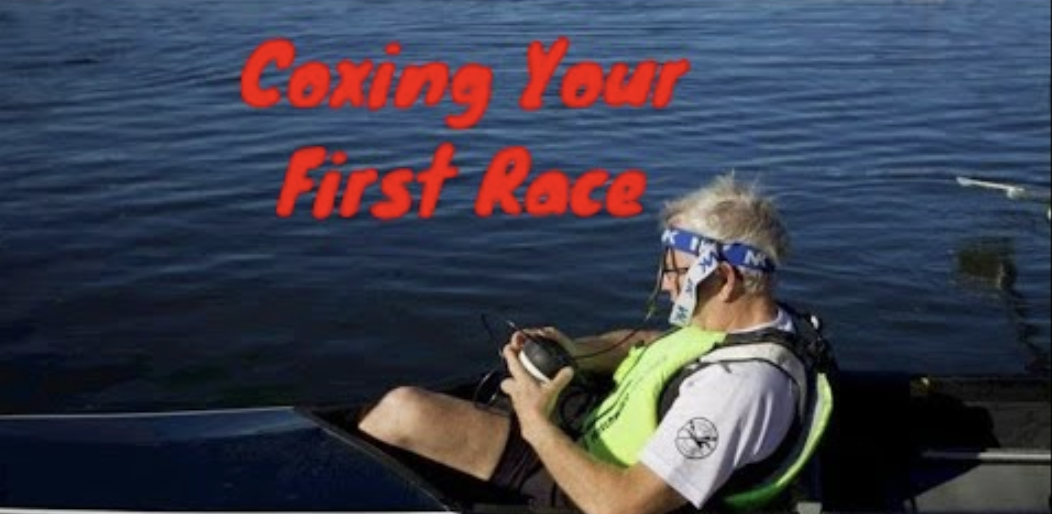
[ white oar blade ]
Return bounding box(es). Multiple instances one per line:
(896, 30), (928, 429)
(955, 176), (1051, 202)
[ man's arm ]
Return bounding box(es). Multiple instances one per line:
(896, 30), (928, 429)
(638, 361), (797, 508)
(500, 345), (688, 514)
(525, 419), (688, 514)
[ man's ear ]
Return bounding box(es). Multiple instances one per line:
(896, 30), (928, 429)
(717, 263), (740, 303)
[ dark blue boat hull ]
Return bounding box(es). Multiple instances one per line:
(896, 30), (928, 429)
(0, 407), (448, 511)
(1, 374), (1049, 513)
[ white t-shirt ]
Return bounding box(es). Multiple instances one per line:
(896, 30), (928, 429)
(638, 310), (798, 509)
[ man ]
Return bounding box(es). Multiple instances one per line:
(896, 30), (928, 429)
(359, 175), (833, 513)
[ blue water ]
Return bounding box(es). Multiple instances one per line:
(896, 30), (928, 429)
(1, 0), (1049, 413)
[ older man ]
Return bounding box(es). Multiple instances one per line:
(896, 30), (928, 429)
(360, 175), (834, 514)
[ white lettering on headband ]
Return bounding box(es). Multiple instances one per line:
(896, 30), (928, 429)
(661, 228), (776, 273)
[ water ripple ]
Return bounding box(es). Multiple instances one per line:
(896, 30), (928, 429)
(0, 0), (1048, 412)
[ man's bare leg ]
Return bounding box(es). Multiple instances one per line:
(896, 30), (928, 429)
(358, 386), (511, 481)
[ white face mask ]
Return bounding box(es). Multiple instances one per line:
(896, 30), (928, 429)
(668, 242), (722, 327)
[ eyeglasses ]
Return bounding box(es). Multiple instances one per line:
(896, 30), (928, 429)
(659, 247), (691, 277)
(648, 248), (689, 305)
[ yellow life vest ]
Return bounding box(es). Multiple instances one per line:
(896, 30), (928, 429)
(578, 318), (835, 511)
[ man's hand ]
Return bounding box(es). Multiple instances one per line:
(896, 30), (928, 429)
(497, 344), (689, 514)
(500, 344), (575, 439)
(509, 326), (574, 352)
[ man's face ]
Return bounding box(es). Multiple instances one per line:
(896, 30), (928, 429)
(660, 247), (697, 300)
(660, 247), (732, 327)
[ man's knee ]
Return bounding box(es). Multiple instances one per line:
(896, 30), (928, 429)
(358, 386), (431, 445)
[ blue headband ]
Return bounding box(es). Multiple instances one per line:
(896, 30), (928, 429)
(661, 227), (777, 273)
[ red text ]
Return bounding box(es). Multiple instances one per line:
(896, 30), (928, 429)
(242, 39), (493, 129)
(476, 146), (646, 218)
(277, 143), (459, 219)
(520, 36), (691, 110)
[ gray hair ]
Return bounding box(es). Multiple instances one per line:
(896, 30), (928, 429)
(660, 174), (789, 294)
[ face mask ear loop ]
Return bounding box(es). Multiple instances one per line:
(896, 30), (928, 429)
(668, 244), (721, 327)
(646, 248), (671, 319)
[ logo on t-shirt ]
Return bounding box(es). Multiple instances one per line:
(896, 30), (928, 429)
(675, 417), (719, 459)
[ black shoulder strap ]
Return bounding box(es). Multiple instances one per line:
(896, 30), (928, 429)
(658, 360), (705, 420)
(657, 329), (806, 420)
(777, 302), (837, 374)
(657, 304), (837, 421)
